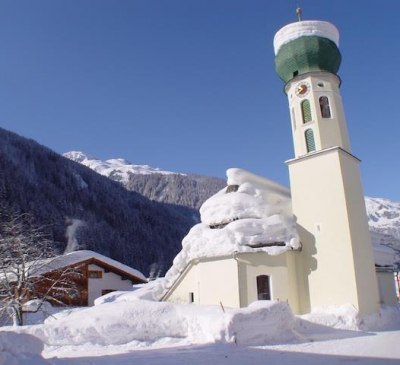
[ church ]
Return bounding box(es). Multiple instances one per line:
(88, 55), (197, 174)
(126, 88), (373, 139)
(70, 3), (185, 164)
(155, 15), (397, 316)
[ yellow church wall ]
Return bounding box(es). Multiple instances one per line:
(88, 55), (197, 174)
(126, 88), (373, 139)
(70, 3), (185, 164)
(163, 256), (241, 307)
(197, 258), (241, 307)
(164, 252), (300, 312)
(287, 147), (379, 315)
(236, 251), (300, 313)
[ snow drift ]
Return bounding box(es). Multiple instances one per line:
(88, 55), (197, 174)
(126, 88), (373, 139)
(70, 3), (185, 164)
(14, 298), (298, 350)
(0, 331), (50, 365)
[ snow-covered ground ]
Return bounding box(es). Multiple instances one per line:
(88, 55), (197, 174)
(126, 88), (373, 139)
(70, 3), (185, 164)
(1, 288), (399, 365)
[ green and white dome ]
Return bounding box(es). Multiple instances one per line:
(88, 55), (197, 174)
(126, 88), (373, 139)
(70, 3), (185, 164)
(274, 21), (341, 83)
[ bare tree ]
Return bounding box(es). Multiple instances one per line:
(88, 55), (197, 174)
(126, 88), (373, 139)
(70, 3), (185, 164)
(0, 213), (81, 326)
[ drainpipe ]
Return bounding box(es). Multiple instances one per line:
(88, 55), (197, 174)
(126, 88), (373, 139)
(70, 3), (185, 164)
(233, 251), (242, 307)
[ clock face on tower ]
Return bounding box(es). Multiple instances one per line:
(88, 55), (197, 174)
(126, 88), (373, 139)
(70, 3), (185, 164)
(295, 82), (310, 97)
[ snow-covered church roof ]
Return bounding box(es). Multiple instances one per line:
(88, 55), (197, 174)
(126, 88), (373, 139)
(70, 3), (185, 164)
(154, 168), (301, 299)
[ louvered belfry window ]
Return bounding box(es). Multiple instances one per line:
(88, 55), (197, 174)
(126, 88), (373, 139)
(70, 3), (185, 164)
(319, 96), (331, 118)
(305, 129), (316, 152)
(301, 99), (312, 123)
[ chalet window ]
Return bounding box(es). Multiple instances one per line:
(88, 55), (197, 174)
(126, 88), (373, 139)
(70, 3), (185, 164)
(101, 289), (115, 296)
(88, 270), (103, 279)
(301, 100), (312, 123)
(257, 275), (271, 300)
(305, 129), (316, 153)
(319, 96), (331, 118)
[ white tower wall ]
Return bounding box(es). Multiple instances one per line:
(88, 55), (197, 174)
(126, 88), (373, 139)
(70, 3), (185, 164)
(287, 72), (351, 157)
(276, 20), (380, 316)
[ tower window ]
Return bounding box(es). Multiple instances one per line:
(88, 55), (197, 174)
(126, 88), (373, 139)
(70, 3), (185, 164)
(301, 100), (312, 123)
(256, 275), (271, 300)
(319, 96), (331, 118)
(305, 129), (316, 152)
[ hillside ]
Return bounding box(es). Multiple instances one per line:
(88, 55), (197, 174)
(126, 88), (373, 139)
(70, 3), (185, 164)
(0, 128), (197, 276)
(64, 151), (226, 211)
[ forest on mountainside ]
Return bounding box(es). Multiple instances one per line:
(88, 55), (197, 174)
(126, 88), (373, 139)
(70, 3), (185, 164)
(0, 127), (197, 276)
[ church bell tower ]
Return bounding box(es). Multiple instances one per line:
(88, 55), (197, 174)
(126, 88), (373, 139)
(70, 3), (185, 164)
(274, 13), (379, 315)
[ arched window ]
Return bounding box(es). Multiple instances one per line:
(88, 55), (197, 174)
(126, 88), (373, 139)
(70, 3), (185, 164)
(319, 96), (331, 118)
(305, 129), (316, 152)
(256, 275), (271, 300)
(301, 100), (312, 123)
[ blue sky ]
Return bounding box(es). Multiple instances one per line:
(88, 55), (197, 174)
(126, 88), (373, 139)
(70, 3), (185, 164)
(0, 0), (399, 201)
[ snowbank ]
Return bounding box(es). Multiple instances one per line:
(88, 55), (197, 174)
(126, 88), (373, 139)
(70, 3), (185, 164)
(154, 168), (300, 299)
(94, 280), (162, 305)
(40, 300), (188, 346)
(299, 304), (361, 331)
(2, 294), (398, 360)
(18, 297), (298, 351)
(298, 304), (400, 331)
(0, 331), (50, 365)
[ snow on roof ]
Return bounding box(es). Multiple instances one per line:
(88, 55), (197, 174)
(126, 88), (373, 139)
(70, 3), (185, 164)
(274, 20), (340, 55)
(372, 244), (396, 268)
(28, 250), (146, 281)
(154, 168), (300, 299)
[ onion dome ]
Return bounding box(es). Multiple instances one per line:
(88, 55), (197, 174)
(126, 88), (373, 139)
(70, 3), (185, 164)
(274, 21), (341, 83)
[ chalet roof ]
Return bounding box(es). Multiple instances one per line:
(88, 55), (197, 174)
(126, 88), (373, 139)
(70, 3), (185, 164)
(27, 250), (146, 282)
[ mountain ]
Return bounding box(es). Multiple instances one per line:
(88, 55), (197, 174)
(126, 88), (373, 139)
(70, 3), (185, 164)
(65, 152), (400, 267)
(365, 197), (400, 262)
(63, 151), (178, 184)
(0, 128), (197, 277)
(64, 151), (226, 211)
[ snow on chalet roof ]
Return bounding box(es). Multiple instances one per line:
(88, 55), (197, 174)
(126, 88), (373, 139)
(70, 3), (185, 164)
(372, 244), (396, 268)
(154, 168), (300, 299)
(28, 250), (146, 281)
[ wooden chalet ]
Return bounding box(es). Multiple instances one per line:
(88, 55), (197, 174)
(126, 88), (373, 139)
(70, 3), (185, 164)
(30, 250), (147, 306)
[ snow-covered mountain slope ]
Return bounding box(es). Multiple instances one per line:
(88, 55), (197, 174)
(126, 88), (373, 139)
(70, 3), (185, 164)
(365, 197), (400, 260)
(64, 151), (225, 210)
(63, 151), (178, 184)
(0, 130), (197, 277)
(366, 197), (400, 240)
